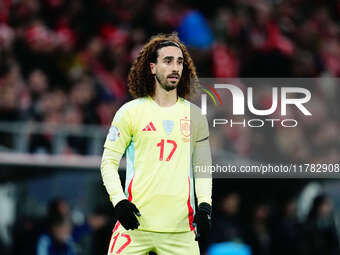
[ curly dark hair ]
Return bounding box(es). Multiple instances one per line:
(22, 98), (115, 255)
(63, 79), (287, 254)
(128, 33), (198, 99)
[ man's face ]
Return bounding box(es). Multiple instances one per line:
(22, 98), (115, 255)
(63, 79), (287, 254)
(150, 46), (184, 91)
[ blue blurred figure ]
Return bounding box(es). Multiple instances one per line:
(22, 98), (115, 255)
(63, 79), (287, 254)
(36, 215), (77, 255)
(177, 11), (214, 49)
(208, 242), (251, 255)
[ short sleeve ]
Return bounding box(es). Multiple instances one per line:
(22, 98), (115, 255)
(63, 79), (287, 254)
(104, 105), (133, 153)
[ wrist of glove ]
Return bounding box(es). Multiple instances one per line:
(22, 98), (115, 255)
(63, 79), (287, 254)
(115, 199), (141, 230)
(193, 202), (212, 241)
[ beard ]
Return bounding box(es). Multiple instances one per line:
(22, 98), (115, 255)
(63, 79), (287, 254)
(155, 72), (179, 92)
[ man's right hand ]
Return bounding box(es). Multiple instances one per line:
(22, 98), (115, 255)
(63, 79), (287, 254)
(115, 199), (141, 230)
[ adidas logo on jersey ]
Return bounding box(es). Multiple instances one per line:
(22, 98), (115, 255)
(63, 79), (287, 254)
(142, 122), (156, 131)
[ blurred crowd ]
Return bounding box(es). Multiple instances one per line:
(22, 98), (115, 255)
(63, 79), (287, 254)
(0, 0), (340, 254)
(206, 191), (339, 255)
(0, 0), (339, 158)
(10, 198), (115, 255)
(0, 0), (340, 158)
(4, 192), (339, 255)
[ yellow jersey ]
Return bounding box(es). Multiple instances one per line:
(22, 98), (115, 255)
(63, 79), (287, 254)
(102, 96), (211, 232)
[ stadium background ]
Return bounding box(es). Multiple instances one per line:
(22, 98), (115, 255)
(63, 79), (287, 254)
(0, 0), (340, 254)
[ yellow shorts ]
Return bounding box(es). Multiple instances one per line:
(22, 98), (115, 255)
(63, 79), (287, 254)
(107, 222), (200, 255)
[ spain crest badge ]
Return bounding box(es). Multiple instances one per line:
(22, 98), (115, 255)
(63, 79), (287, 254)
(180, 117), (191, 137)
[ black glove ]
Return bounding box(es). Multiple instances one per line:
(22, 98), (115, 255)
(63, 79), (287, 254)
(115, 199), (141, 230)
(193, 202), (212, 241)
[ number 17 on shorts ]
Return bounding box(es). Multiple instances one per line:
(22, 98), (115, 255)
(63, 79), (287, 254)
(108, 223), (132, 255)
